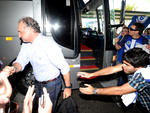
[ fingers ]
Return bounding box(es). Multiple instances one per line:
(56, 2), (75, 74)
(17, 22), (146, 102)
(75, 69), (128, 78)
(77, 72), (94, 79)
(77, 72), (86, 76)
(43, 87), (52, 106)
(2, 66), (15, 76)
(39, 87), (52, 106)
(38, 87), (53, 113)
(63, 88), (71, 99)
(43, 87), (48, 96)
(0, 95), (10, 105)
(24, 85), (35, 103)
(77, 72), (88, 77)
(79, 84), (94, 95)
(84, 84), (90, 87)
(38, 96), (43, 111)
(80, 84), (91, 89)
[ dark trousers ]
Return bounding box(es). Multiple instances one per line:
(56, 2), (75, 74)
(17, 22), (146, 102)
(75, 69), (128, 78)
(33, 75), (62, 113)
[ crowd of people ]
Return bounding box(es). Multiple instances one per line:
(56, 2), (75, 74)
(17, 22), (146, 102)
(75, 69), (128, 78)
(0, 16), (150, 113)
(77, 22), (150, 112)
(113, 23), (150, 86)
(78, 48), (150, 112)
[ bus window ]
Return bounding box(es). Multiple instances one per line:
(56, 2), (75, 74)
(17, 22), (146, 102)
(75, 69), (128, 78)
(42, 0), (80, 58)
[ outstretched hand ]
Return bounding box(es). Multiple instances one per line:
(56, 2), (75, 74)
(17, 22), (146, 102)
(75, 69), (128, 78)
(38, 87), (52, 113)
(79, 84), (94, 95)
(2, 66), (16, 77)
(77, 72), (96, 79)
(0, 72), (12, 106)
(23, 85), (35, 113)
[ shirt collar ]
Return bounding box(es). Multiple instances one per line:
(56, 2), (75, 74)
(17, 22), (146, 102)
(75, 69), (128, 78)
(32, 33), (41, 44)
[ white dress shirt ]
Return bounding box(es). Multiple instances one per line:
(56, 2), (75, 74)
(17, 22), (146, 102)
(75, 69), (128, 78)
(14, 34), (70, 82)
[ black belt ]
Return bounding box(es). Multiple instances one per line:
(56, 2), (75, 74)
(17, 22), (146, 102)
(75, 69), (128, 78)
(36, 76), (59, 84)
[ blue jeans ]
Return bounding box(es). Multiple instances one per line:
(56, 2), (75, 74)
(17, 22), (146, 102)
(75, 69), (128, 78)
(33, 75), (62, 113)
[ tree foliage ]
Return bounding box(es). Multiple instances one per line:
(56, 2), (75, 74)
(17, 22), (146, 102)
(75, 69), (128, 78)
(125, 4), (137, 11)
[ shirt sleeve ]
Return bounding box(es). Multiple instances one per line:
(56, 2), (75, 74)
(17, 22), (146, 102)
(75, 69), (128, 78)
(42, 38), (70, 75)
(128, 73), (148, 92)
(13, 44), (30, 71)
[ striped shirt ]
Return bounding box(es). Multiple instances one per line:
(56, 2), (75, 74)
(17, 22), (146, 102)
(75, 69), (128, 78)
(128, 66), (150, 111)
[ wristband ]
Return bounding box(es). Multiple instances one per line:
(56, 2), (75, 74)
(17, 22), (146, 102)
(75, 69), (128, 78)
(93, 88), (98, 94)
(65, 84), (72, 88)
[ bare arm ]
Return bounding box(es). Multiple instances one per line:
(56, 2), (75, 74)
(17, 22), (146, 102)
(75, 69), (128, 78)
(0, 73), (12, 105)
(96, 83), (136, 95)
(62, 72), (72, 99)
(77, 64), (123, 78)
(63, 72), (71, 87)
(80, 83), (136, 96)
(92, 64), (123, 76)
(2, 62), (22, 77)
(115, 43), (122, 50)
(22, 85), (35, 113)
(114, 38), (122, 50)
(38, 87), (53, 113)
(12, 62), (22, 73)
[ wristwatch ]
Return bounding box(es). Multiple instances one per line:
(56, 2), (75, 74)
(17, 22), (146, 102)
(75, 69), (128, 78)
(93, 88), (98, 94)
(65, 84), (72, 88)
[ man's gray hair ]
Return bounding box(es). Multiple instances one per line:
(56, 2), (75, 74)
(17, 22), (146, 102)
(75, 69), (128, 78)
(18, 17), (41, 33)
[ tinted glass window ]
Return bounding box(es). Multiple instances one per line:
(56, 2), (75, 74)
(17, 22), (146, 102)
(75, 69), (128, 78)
(42, 0), (75, 49)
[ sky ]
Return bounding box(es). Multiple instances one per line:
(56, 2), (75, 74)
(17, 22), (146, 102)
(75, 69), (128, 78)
(115, 0), (150, 12)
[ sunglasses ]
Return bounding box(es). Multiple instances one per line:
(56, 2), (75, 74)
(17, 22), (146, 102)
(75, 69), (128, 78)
(129, 28), (138, 31)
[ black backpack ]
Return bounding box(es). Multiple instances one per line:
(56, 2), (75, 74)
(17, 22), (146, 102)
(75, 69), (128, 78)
(57, 96), (80, 113)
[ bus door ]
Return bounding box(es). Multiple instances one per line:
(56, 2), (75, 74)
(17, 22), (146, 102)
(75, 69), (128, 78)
(80, 0), (126, 87)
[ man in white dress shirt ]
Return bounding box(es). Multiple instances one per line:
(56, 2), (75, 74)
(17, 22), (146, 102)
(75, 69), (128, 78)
(3, 17), (72, 113)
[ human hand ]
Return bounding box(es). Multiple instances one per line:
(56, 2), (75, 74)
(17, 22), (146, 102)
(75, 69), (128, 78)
(38, 87), (52, 113)
(23, 85), (35, 113)
(2, 66), (16, 77)
(79, 84), (94, 95)
(146, 44), (150, 49)
(63, 88), (71, 99)
(0, 75), (12, 106)
(77, 72), (96, 79)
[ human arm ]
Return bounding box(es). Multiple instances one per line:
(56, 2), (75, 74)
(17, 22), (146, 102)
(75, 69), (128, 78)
(114, 37), (122, 50)
(79, 83), (136, 96)
(62, 72), (72, 99)
(117, 35), (128, 48)
(38, 87), (52, 113)
(2, 62), (22, 77)
(3, 43), (30, 77)
(77, 64), (123, 79)
(115, 43), (122, 50)
(0, 72), (12, 106)
(22, 85), (35, 113)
